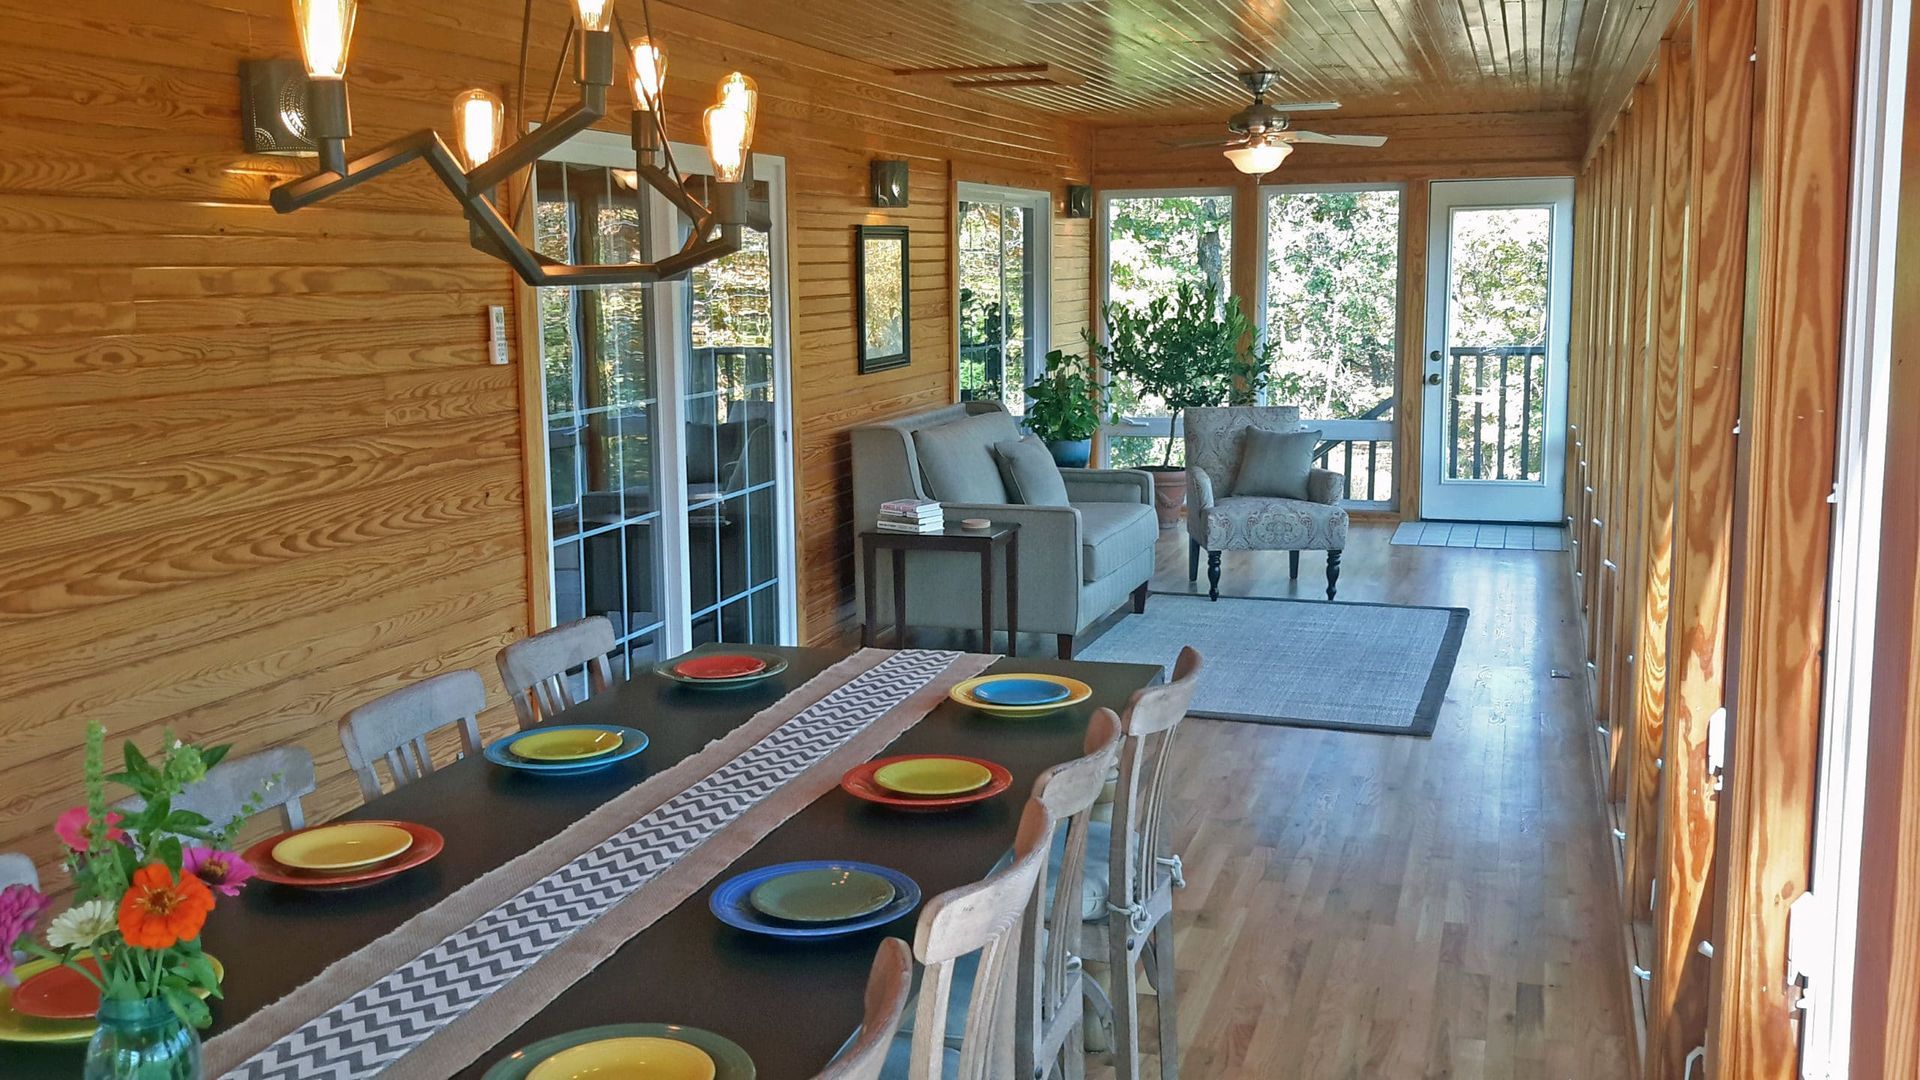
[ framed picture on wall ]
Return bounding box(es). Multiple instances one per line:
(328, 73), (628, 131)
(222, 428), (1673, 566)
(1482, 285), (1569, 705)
(856, 225), (911, 373)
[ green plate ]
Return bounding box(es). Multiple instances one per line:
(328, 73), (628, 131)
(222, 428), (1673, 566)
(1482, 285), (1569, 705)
(747, 867), (896, 924)
(485, 1023), (755, 1080)
(872, 757), (993, 797)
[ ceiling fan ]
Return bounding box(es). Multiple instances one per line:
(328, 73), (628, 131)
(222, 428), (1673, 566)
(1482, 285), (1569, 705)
(1167, 72), (1388, 177)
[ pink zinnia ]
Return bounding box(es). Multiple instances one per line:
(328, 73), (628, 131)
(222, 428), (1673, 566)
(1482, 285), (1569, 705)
(0, 883), (48, 985)
(53, 807), (126, 852)
(182, 846), (254, 897)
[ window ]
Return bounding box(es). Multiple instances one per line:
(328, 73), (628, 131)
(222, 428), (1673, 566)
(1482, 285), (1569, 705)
(1261, 186), (1403, 504)
(1098, 190), (1234, 468)
(956, 184), (1050, 410)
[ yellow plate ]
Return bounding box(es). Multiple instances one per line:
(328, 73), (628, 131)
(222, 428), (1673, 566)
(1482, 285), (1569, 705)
(950, 673), (1094, 715)
(527, 1036), (717, 1080)
(272, 822), (415, 871)
(511, 728), (625, 762)
(0, 956), (226, 1044)
(873, 757), (994, 796)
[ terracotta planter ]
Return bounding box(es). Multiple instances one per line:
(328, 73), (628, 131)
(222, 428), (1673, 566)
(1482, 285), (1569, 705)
(1147, 467), (1186, 529)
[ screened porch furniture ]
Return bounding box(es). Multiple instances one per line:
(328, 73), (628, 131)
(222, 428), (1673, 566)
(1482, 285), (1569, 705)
(813, 938), (913, 1080)
(339, 669), (486, 802)
(113, 745), (318, 834)
(852, 403), (1158, 659)
(860, 523), (1019, 655)
(1183, 406), (1349, 601)
(496, 614), (617, 730)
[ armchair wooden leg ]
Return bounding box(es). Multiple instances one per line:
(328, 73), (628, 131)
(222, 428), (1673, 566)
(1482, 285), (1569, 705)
(1205, 551), (1222, 602)
(1288, 550), (1300, 580)
(1326, 549), (1342, 600)
(1187, 536), (1200, 582)
(1057, 634), (1076, 660)
(1131, 581), (1149, 614)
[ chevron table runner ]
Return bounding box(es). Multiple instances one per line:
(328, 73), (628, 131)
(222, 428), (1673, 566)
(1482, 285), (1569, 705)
(204, 647), (996, 1080)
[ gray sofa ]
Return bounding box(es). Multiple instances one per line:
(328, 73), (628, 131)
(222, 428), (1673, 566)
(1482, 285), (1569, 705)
(851, 402), (1158, 658)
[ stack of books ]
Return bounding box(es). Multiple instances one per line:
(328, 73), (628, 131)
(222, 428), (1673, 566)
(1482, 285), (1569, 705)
(877, 499), (944, 534)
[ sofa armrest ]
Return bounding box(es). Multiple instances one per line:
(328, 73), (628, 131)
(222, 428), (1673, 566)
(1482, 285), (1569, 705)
(1307, 467), (1346, 505)
(1060, 468), (1152, 505)
(938, 503), (1084, 625)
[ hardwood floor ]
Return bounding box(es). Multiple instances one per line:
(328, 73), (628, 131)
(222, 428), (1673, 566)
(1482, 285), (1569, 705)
(1087, 520), (1635, 1079)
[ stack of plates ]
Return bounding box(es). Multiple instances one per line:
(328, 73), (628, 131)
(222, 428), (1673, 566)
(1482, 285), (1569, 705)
(656, 648), (789, 690)
(244, 820), (445, 890)
(839, 754), (1011, 811)
(485, 1023), (754, 1080)
(949, 673), (1092, 716)
(710, 860), (920, 940)
(484, 724), (649, 775)
(0, 956), (226, 1044)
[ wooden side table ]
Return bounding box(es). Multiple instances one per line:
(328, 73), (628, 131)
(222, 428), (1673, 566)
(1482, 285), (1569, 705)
(860, 523), (1020, 656)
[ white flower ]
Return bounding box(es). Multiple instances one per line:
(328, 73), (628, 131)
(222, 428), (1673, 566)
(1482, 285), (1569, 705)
(46, 899), (116, 951)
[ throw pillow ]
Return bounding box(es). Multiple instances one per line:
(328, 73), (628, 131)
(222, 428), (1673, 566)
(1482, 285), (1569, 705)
(992, 438), (1072, 506)
(1231, 428), (1322, 500)
(912, 410), (1020, 503)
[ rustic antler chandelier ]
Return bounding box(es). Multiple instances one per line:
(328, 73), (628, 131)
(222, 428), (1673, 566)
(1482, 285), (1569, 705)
(264, 0), (760, 286)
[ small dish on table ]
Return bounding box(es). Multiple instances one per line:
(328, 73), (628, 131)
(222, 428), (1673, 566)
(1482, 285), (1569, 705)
(8, 954), (226, 1022)
(484, 725), (649, 775)
(710, 860), (920, 939)
(485, 1023), (754, 1080)
(243, 820), (445, 891)
(655, 647), (789, 690)
(949, 672), (1093, 716)
(840, 755), (1012, 811)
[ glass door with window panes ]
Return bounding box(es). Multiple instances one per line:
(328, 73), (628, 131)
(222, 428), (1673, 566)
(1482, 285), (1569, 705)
(531, 141), (796, 662)
(955, 185), (1049, 412)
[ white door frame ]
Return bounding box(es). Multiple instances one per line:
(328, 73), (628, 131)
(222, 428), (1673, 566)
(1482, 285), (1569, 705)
(955, 181), (1053, 396)
(1418, 177), (1574, 523)
(533, 130), (799, 649)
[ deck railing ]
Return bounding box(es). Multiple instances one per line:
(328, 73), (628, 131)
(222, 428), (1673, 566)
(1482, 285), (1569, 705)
(1311, 397), (1397, 503)
(1446, 344), (1548, 481)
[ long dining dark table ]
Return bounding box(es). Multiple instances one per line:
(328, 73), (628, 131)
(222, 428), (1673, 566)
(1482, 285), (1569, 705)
(0, 646), (1161, 1079)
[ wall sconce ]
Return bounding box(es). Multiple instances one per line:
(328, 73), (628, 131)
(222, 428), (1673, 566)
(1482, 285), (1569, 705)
(1066, 184), (1092, 219)
(871, 160), (909, 207)
(239, 59), (317, 157)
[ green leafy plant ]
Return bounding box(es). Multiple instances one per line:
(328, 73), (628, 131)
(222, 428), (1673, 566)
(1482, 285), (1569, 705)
(1089, 282), (1274, 467)
(1022, 349), (1105, 444)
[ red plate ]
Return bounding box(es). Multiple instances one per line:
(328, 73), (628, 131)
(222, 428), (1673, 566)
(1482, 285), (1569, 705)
(243, 820), (444, 891)
(673, 653), (768, 680)
(11, 956), (104, 1020)
(840, 755), (1013, 812)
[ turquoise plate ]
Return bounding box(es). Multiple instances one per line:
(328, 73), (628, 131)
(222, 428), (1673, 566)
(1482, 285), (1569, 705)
(484, 1023), (755, 1079)
(968, 677), (1073, 706)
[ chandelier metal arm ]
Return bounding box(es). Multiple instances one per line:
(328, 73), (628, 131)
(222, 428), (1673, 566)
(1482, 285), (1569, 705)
(269, 129), (470, 213)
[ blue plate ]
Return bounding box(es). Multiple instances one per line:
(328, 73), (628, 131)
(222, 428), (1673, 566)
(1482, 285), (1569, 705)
(483, 725), (649, 774)
(710, 861), (921, 940)
(968, 677), (1072, 707)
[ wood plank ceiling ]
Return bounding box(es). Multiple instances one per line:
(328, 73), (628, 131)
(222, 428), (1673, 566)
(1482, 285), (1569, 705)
(663, 0), (1673, 122)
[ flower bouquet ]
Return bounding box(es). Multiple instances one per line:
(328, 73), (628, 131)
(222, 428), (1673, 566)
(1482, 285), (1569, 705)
(1, 722), (264, 1077)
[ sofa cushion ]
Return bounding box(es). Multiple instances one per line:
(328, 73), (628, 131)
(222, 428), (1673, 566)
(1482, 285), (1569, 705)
(1232, 427), (1321, 499)
(911, 410), (1019, 504)
(992, 437), (1071, 506)
(1077, 500), (1157, 583)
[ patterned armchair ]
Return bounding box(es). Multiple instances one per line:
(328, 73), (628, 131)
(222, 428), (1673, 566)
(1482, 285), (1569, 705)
(1184, 406), (1349, 600)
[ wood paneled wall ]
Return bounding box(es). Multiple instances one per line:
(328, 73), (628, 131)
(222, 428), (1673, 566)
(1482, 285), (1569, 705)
(1567, 0), (1857, 1075)
(0, 0), (1090, 882)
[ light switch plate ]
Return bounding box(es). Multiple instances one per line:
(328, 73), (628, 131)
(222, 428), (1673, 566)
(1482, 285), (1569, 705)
(488, 305), (510, 365)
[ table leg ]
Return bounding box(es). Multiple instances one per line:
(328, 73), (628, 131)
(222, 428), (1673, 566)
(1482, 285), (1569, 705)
(1006, 532), (1019, 657)
(861, 536), (876, 648)
(892, 548), (908, 648)
(980, 544), (994, 654)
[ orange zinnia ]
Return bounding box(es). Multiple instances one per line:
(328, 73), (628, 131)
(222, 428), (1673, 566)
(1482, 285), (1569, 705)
(117, 863), (215, 949)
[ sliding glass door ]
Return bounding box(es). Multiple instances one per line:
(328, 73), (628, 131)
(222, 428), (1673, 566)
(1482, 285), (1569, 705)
(531, 138), (796, 660)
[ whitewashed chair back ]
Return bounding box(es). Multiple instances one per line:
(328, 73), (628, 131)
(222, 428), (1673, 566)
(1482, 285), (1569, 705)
(903, 798), (1056, 1080)
(115, 745), (318, 834)
(496, 616), (617, 730)
(1111, 647), (1202, 930)
(814, 937), (913, 1080)
(0, 852), (38, 891)
(1020, 708), (1122, 1080)
(339, 670), (485, 802)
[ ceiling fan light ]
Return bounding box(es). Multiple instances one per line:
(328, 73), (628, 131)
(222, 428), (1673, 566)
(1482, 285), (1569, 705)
(1224, 138), (1292, 176)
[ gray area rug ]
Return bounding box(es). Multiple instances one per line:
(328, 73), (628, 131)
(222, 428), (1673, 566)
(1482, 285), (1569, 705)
(1076, 593), (1470, 736)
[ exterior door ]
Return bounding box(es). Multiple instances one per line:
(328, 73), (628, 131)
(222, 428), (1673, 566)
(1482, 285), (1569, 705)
(1418, 178), (1574, 522)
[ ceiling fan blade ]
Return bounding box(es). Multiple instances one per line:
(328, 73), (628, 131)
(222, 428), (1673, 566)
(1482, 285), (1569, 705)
(1268, 100), (1342, 113)
(1286, 131), (1389, 147)
(1163, 134), (1245, 149)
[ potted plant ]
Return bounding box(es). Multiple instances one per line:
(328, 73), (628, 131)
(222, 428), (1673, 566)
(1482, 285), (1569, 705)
(1022, 348), (1105, 467)
(0, 724), (258, 1079)
(1090, 281), (1272, 526)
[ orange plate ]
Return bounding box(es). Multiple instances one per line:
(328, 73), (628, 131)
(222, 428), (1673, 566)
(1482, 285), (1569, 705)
(839, 755), (1013, 812)
(672, 654), (769, 680)
(243, 820), (444, 891)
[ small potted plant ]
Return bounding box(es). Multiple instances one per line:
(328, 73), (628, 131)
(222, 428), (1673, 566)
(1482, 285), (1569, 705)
(1022, 348), (1105, 467)
(1090, 281), (1272, 526)
(0, 724), (259, 1079)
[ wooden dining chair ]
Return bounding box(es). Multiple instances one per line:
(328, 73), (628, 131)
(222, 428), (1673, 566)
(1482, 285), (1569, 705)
(813, 937), (913, 1080)
(339, 669), (486, 802)
(0, 852), (37, 891)
(496, 615), (618, 730)
(1080, 645), (1203, 1080)
(115, 744), (319, 835)
(891, 797), (1059, 1080)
